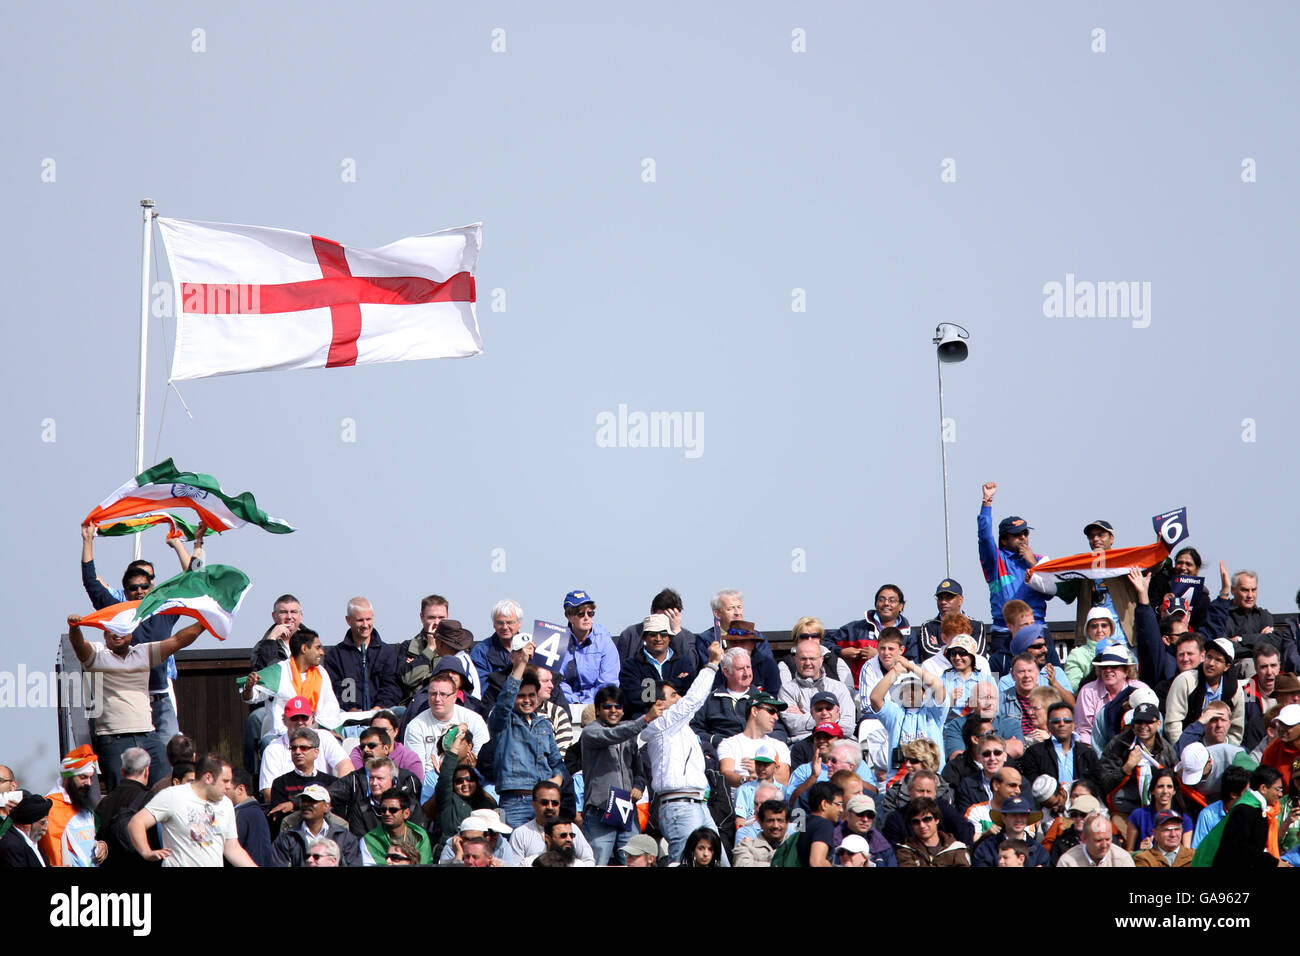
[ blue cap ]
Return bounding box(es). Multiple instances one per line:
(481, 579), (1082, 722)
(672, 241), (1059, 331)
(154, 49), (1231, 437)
(563, 590), (594, 609)
(998, 516), (1032, 536)
(1011, 623), (1050, 656)
(934, 579), (963, 597)
(991, 794), (1043, 826)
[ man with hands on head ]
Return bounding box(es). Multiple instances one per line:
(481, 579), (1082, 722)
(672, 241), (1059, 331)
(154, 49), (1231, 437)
(867, 655), (948, 776)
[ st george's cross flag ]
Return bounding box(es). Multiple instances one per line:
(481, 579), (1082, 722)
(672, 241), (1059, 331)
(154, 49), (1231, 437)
(74, 565), (252, 641)
(157, 218), (482, 380)
(1027, 508), (1190, 592)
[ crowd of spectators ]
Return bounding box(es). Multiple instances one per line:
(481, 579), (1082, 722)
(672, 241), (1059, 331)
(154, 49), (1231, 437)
(5, 487), (1300, 870)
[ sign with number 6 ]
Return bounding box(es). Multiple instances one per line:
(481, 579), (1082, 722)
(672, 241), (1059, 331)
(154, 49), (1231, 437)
(1151, 507), (1189, 548)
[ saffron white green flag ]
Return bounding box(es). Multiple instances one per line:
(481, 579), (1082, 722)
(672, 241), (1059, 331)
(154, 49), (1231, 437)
(74, 565), (252, 641)
(96, 513), (200, 541)
(237, 660), (342, 735)
(84, 459), (293, 534)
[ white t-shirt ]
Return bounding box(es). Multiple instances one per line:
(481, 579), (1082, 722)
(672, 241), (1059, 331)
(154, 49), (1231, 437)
(717, 733), (792, 800)
(145, 784), (237, 868)
(403, 704), (490, 776)
(259, 731), (350, 792)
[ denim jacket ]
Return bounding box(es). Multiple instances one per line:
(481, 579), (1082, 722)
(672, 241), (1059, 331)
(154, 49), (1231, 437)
(488, 674), (565, 791)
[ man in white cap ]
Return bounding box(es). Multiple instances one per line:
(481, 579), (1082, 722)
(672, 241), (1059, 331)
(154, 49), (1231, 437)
(1175, 730), (1242, 811)
(442, 807), (516, 865)
(1164, 637), (1245, 745)
(620, 833), (661, 867)
(835, 833), (871, 867)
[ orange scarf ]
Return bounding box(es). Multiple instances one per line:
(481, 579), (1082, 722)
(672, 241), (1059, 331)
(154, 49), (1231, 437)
(290, 655), (322, 710)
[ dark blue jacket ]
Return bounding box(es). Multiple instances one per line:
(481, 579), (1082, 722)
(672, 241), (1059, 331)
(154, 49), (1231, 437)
(323, 629), (402, 711)
(971, 829), (1051, 867)
(1133, 603), (1178, 688)
(826, 614), (916, 662)
(81, 559), (175, 693)
(234, 797), (274, 867)
(618, 649), (695, 718)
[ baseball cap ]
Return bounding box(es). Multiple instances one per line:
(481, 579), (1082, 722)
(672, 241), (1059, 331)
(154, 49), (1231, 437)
(1152, 810), (1183, 829)
(935, 579), (963, 597)
(510, 633), (533, 652)
(642, 613), (670, 634)
(622, 834), (660, 860)
(753, 743), (779, 765)
(1127, 687), (1160, 711)
(1068, 794), (1101, 815)
(563, 590), (594, 609)
(835, 834), (871, 856)
(812, 722), (844, 739)
(1176, 743), (1210, 785)
(1082, 519), (1114, 536)
(809, 691), (838, 709)
(1131, 703), (1161, 724)
(1274, 704), (1300, 727)
(1163, 595), (1191, 619)
(299, 784), (331, 803)
(1206, 637), (1236, 663)
(846, 794), (875, 815)
(998, 516), (1032, 536)
(284, 696), (314, 719)
(750, 691), (788, 714)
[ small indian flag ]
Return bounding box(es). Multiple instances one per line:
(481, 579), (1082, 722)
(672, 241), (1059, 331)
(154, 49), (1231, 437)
(96, 513), (200, 541)
(84, 459), (293, 534)
(75, 565), (252, 641)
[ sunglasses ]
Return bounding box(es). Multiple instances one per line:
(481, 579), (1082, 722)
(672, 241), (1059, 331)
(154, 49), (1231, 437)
(569, 608), (596, 618)
(289, 744), (317, 752)
(535, 798), (560, 807)
(981, 749), (1004, 758)
(125, 583), (151, 593)
(378, 806), (405, 815)
(1049, 717), (1074, 725)
(910, 815), (938, 825)
(307, 852), (332, 861)
(1028, 643), (1047, 651)
(599, 702), (623, 710)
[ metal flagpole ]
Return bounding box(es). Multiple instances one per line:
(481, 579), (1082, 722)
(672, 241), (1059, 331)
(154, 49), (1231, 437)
(134, 199), (156, 561)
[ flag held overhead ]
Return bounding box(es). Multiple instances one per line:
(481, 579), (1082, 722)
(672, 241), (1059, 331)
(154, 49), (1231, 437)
(84, 459), (293, 534)
(74, 564), (252, 642)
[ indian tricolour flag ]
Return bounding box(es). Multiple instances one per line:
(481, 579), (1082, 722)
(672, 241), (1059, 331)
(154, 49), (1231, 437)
(75, 565), (252, 641)
(1028, 507), (1189, 591)
(96, 513), (200, 541)
(84, 459), (293, 534)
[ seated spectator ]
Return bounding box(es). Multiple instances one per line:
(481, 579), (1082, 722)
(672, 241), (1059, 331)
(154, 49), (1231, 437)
(735, 781), (784, 844)
(692, 646), (768, 759)
(833, 793), (895, 867)
(1223, 568), (1273, 644)
(1124, 768), (1193, 852)
(1049, 788), (1103, 865)
(615, 588), (698, 672)
(404, 672), (490, 778)
(270, 784), (360, 866)
(940, 714), (994, 788)
(1075, 645), (1149, 746)
(954, 734), (1011, 815)
(1002, 623), (1075, 705)
(397, 604), (483, 706)
(1174, 706), (1244, 810)
(1244, 645), (1283, 725)
(733, 799), (788, 867)
(556, 591), (620, 706)
(535, 667), (574, 757)
(305, 838), (341, 867)
(718, 692), (791, 795)
(876, 740), (949, 817)
(1093, 686), (1162, 758)
(266, 728), (337, 828)
(866, 657), (947, 778)
(931, 632), (989, 718)
(347, 711), (422, 778)
(241, 627), (341, 750)
(786, 738), (867, 811)
(521, 815), (583, 867)
(439, 808), (517, 866)
(963, 765), (1023, 839)
(1099, 703), (1178, 839)
(895, 796), (971, 867)
(998, 652), (1054, 735)
(1148, 547), (1211, 632)
(1022, 686), (1063, 746)
(834, 834), (871, 867)
(331, 755), (425, 838)
(1064, 607), (1123, 696)
(972, 794), (1050, 867)
(1133, 810), (1195, 867)
(1056, 812), (1134, 867)
(619, 613), (695, 719)
(508, 781), (594, 865)
(781, 633), (857, 740)
(704, 612), (782, 696)
(0, 793), (53, 867)
(1164, 637), (1244, 745)
(228, 769), (272, 867)
(915, 580), (988, 663)
(1030, 775), (1070, 849)
(857, 628), (909, 717)
(679, 826), (723, 868)
(788, 693), (848, 767)
(1248, 675), (1300, 753)
(359, 790), (431, 866)
(469, 599), (524, 690)
(780, 617), (853, 692)
(941, 683), (1024, 768)
(1019, 702), (1103, 792)
(258, 698), (353, 802)
(1259, 703), (1300, 789)
(1191, 765), (1251, 849)
(998, 839), (1030, 867)
(423, 724), (498, 854)
(489, 642), (566, 828)
(620, 833), (662, 868)
(826, 585), (914, 682)
(323, 597), (403, 718)
(879, 769), (972, 847)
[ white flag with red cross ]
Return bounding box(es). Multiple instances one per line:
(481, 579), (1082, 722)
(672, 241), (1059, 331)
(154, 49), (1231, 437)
(157, 218), (482, 380)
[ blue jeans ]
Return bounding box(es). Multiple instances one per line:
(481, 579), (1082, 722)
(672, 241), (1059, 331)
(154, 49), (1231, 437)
(583, 810), (640, 866)
(657, 798), (728, 866)
(149, 694), (179, 786)
(96, 731), (167, 792)
(499, 793), (535, 829)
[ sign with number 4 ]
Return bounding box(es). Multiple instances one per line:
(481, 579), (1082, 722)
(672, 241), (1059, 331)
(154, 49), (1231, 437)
(602, 787), (637, 831)
(530, 620), (568, 670)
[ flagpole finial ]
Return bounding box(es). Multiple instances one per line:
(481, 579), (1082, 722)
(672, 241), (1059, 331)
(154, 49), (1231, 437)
(140, 198), (155, 208)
